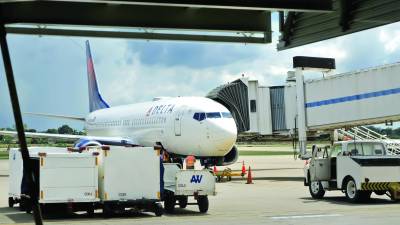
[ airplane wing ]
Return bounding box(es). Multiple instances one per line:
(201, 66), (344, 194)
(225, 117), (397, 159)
(24, 112), (85, 121)
(0, 130), (138, 146)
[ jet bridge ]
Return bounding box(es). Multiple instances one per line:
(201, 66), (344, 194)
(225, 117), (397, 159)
(288, 59), (400, 157)
(287, 63), (400, 131)
(214, 58), (400, 157)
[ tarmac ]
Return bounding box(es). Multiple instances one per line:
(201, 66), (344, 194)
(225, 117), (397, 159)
(0, 154), (399, 225)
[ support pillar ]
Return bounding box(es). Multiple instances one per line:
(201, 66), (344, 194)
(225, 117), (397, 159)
(295, 68), (307, 158)
(0, 24), (43, 225)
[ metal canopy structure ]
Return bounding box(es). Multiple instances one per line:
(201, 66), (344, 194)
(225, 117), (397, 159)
(279, 0), (400, 50)
(0, 0), (334, 44)
(2, 1), (271, 43)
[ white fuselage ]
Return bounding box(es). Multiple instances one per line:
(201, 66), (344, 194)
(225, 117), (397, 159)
(84, 97), (237, 157)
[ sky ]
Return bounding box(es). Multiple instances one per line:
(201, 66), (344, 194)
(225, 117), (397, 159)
(1, 14), (400, 131)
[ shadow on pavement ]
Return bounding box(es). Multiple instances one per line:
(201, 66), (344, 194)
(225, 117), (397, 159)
(300, 196), (396, 205)
(164, 208), (207, 217)
(0, 207), (33, 224)
(1, 206), (207, 223)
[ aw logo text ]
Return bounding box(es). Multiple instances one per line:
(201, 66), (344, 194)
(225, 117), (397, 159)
(190, 175), (203, 184)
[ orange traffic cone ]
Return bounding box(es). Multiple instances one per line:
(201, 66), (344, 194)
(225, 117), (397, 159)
(246, 166), (253, 184)
(241, 161), (246, 177)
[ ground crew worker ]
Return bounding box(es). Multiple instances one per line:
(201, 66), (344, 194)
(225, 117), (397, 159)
(185, 155), (196, 169)
(162, 151), (170, 163)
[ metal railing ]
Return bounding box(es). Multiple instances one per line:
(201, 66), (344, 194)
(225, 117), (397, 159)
(337, 126), (400, 155)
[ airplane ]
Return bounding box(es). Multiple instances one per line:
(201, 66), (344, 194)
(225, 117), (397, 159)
(0, 41), (238, 166)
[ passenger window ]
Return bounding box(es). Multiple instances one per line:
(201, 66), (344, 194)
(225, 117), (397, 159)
(347, 143), (361, 156)
(374, 144), (384, 155)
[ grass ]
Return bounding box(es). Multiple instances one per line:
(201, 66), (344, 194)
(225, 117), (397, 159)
(239, 150), (294, 156)
(0, 151), (8, 159)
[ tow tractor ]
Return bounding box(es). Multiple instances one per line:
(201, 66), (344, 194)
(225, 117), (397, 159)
(162, 163), (216, 213)
(304, 140), (400, 202)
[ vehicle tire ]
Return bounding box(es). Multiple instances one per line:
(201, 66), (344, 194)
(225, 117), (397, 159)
(344, 178), (362, 203)
(197, 196), (209, 213)
(164, 192), (175, 213)
(178, 196), (188, 209)
(309, 181), (325, 199)
(102, 203), (113, 218)
(87, 204), (95, 217)
(154, 203), (163, 217)
(8, 197), (14, 208)
(374, 190), (386, 196)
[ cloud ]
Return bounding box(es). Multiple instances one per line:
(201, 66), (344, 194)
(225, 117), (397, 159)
(1, 21), (400, 131)
(379, 29), (400, 54)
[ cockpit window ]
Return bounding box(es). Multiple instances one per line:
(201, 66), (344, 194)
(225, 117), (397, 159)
(221, 112), (232, 118)
(193, 112), (206, 121)
(206, 112), (221, 118)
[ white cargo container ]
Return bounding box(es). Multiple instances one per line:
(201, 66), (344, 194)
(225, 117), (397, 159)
(8, 147), (69, 207)
(85, 145), (163, 217)
(8, 147), (99, 214)
(163, 163), (216, 213)
(39, 153), (99, 204)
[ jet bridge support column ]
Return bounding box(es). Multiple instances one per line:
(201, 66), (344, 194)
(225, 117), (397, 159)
(295, 68), (307, 158)
(292, 56), (335, 159)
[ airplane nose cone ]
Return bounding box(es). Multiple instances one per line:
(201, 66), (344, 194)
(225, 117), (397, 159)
(209, 120), (237, 153)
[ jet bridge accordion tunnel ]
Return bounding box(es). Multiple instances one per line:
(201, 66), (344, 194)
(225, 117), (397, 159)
(206, 79), (288, 135)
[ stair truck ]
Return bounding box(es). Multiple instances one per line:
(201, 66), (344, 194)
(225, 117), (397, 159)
(162, 163), (216, 213)
(304, 140), (400, 202)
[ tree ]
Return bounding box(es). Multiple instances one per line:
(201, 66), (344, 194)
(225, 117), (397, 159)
(58, 125), (74, 134)
(46, 128), (58, 134)
(25, 129), (37, 133)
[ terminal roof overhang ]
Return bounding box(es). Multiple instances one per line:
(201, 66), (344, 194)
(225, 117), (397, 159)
(0, 0), (333, 44)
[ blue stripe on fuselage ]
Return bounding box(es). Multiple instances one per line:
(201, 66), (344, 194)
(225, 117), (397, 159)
(305, 87), (400, 108)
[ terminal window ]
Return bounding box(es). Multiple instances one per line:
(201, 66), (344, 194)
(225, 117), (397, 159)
(250, 100), (257, 112)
